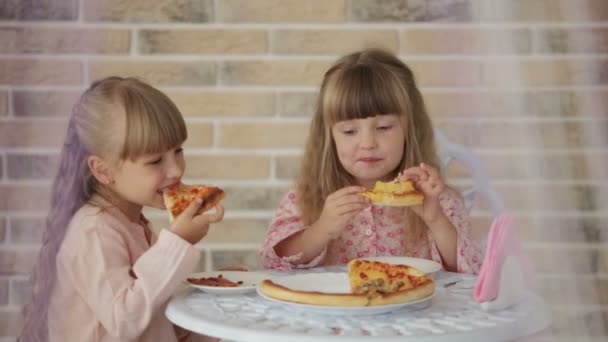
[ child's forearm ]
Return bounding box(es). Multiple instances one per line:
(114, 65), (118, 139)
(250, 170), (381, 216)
(273, 222), (332, 265)
(426, 214), (458, 271)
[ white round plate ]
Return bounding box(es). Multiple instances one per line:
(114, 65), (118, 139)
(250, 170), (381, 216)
(186, 271), (268, 295)
(257, 272), (434, 315)
(361, 256), (442, 274)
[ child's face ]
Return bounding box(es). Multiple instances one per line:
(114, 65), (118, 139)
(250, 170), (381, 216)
(110, 146), (185, 211)
(331, 114), (405, 188)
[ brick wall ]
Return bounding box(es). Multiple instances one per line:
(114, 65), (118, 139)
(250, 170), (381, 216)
(0, 0), (607, 341)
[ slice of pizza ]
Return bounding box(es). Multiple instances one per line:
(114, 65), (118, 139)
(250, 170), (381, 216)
(258, 259), (435, 307)
(348, 259), (435, 305)
(359, 179), (423, 207)
(163, 182), (226, 221)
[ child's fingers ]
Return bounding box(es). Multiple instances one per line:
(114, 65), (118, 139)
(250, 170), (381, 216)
(401, 166), (427, 181)
(330, 186), (368, 199)
(420, 163), (440, 179)
(335, 202), (369, 215)
(333, 193), (370, 208)
(206, 204), (225, 223)
(405, 174), (420, 183)
(421, 165), (444, 195)
(429, 177), (444, 193)
(195, 204), (224, 225)
(419, 179), (444, 197)
(180, 198), (203, 218)
(325, 187), (368, 208)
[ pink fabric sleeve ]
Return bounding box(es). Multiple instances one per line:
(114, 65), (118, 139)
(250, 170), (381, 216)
(429, 191), (483, 275)
(259, 191), (326, 271)
(65, 227), (200, 339)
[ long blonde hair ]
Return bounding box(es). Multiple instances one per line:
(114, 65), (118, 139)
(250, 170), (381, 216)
(296, 48), (439, 226)
(20, 77), (187, 342)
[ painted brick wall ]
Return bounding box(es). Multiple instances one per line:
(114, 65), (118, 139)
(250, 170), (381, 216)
(0, 0), (607, 341)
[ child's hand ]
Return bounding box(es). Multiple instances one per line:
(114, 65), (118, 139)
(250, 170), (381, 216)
(170, 199), (224, 245)
(399, 163), (445, 224)
(315, 186), (369, 238)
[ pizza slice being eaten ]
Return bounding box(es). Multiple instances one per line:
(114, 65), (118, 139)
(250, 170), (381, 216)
(163, 182), (226, 221)
(359, 179), (423, 207)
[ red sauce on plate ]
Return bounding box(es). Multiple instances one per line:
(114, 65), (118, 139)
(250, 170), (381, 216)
(187, 274), (244, 287)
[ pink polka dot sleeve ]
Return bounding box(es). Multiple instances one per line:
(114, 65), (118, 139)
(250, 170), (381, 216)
(429, 191), (483, 275)
(259, 191), (326, 271)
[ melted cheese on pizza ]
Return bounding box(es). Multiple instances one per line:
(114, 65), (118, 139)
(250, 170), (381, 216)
(348, 259), (428, 294)
(163, 182), (225, 219)
(371, 179), (417, 194)
(360, 179), (423, 206)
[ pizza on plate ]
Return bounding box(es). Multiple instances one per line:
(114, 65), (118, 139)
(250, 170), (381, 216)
(258, 259), (435, 307)
(163, 182), (226, 221)
(359, 179), (423, 207)
(348, 259), (435, 306)
(188, 274), (243, 287)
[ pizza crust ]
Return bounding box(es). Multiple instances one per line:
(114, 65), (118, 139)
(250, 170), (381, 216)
(259, 280), (369, 306)
(359, 191), (423, 207)
(259, 278), (434, 307)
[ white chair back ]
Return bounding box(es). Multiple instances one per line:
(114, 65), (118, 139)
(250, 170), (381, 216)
(435, 129), (505, 217)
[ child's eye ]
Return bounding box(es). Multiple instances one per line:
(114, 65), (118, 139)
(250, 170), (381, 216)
(377, 125), (393, 131)
(149, 157), (162, 165)
(175, 147), (184, 154)
(342, 129), (356, 135)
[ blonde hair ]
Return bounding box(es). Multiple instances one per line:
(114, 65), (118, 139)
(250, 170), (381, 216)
(20, 77), (187, 342)
(296, 48), (439, 227)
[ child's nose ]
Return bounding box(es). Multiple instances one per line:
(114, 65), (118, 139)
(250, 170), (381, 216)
(361, 132), (378, 149)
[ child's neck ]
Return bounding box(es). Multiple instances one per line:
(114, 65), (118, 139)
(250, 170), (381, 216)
(96, 188), (143, 224)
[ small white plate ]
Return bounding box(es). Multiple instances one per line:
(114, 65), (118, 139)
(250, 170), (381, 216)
(360, 256), (442, 274)
(186, 271), (267, 295)
(257, 272), (434, 315)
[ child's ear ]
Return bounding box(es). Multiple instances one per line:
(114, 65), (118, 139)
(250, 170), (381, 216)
(87, 155), (114, 185)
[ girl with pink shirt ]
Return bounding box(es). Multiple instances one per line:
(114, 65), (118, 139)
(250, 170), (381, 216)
(20, 77), (221, 342)
(260, 49), (483, 274)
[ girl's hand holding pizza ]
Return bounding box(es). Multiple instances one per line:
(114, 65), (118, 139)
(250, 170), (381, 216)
(399, 163), (445, 224)
(315, 186), (370, 239)
(171, 200), (224, 244)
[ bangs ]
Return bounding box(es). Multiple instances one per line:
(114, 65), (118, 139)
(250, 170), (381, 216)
(119, 84), (187, 159)
(323, 64), (410, 126)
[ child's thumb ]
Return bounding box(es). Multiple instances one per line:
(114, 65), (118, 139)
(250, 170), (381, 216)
(182, 198), (203, 217)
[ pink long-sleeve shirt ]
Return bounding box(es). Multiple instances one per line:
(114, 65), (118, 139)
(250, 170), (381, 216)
(260, 190), (483, 274)
(47, 197), (205, 342)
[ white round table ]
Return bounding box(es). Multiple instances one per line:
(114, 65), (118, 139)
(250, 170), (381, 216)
(166, 273), (550, 342)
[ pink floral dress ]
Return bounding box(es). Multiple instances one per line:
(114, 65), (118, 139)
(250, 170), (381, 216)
(259, 190), (483, 274)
